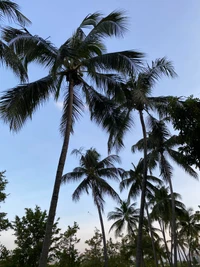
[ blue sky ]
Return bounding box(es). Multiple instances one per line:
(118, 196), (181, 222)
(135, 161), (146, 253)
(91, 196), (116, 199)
(0, 0), (200, 250)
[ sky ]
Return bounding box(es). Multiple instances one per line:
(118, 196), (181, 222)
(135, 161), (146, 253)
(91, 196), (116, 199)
(0, 0), (200, 251)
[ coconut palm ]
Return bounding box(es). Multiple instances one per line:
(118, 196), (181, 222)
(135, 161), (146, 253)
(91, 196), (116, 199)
(88, 58), (177, 267)
(149, 185), (186, 267)
(132, 116), (198, 267)
(120, 159), (163, 267)
(0, 11), (144, 267)
(0, 0), (30, 81)
(178, 208), (200, 266)
(120, 159), (163, 201)
(108, 200), (139, 237)
(62, 147), (122, 267)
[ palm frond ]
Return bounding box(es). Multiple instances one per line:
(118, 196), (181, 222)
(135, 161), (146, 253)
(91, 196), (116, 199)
(72, 178), (90, 202)
(97, 154), (121, 167)
(97, 167), (120, 181)
(119, 176), (132, 192)
(62, 168), (86, 184)
(0, 40), (27, 82)
(147, 115), (171, 140)
(83, 85), (133, 152)
(87, 72), (123, 92)
(107, 211), (123, 221)
(0, 0), (31, 25)
(0, 75), (56, 131)
(60, 86), (85, 135)
(108, 219), (125, 237)
(2, 26), (28, 42)
(71, 148), (85, 157)
(83, 10), (128, 40)
(165, 135), (181, 148)
(3, 27), (57, 69)
(107, 108), (133, 152)
(148, 96), (173, 117)
(84, 50), (144, 75)
(79, 12), (102, 28)
(168, 149), (198, 179)
(94, 176), (120, 203)
(159, 154), (173, 181)
(140, 57), (177, 89)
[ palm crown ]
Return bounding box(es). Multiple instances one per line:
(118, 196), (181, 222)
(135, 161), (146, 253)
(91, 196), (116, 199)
(107, 200), (139, 237)
(62, 148), (122, 210)
(120, 159), (163, 201)
(88, 58), (177, 152)
(132, 116), (198, 181)
(0, 11), (143, 132)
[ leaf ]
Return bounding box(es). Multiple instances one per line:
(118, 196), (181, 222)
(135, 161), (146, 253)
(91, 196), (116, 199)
(59, 86), (85, 135)
(0, 75), (56, 131)
(0, 40), (27, 82)
(0, 0), (31, 26)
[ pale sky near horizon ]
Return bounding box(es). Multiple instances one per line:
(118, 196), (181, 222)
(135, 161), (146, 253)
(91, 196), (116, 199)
(0, 0), (200, 251)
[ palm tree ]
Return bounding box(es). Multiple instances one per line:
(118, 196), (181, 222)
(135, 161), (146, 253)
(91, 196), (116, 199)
(62, 147), (122, 267)
(120, 159), (163, 201)
(0, 0), (30, 81)
(0, 11), (144, 267)
(178, 208), (200, 266)
(88, 58), (177, 267)
(120, 159), (163, 267)
(149, 186), (186, 266)
(132, 116), (198, 267)
(107, 200), (139, 237)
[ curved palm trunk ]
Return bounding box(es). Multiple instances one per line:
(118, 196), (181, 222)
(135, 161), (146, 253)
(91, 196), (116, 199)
(136, 110), (148, 267)
(168, 176), (178, 267)
(38, 81), (74, 267)
(145, 202), (159, 267)
(96, 202), (108, 267)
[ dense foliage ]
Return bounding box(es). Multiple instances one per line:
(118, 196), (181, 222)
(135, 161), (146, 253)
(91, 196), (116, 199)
(168, 96), (200, 169)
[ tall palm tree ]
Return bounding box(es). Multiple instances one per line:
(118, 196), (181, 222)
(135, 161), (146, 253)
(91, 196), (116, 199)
(107, 200), (139, 237)
(0, 11), (144, 267)
(88, 58), (177, 267)
(132, 116), (198, 267)
(149, 185), (186, 266)
(62, 147), (122, 267)
(178, 208), (200, 266)
(120, 159), (163, 267)
(0, 0), (30, 81)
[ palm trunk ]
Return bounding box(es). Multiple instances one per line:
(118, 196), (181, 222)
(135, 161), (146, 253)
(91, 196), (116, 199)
(136, 109), (148, 267)
(188, 247), (192, 267)
(96, 202), (108, 267)
(38, 81), (74, 267)
(178, 245), (183, 266)
(180, 245), (190, 267)
(159, 219), (172, 266)
(145, 202), (159, 267)
(160, 255), (164, 267)
(168, 176), (178, 267)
